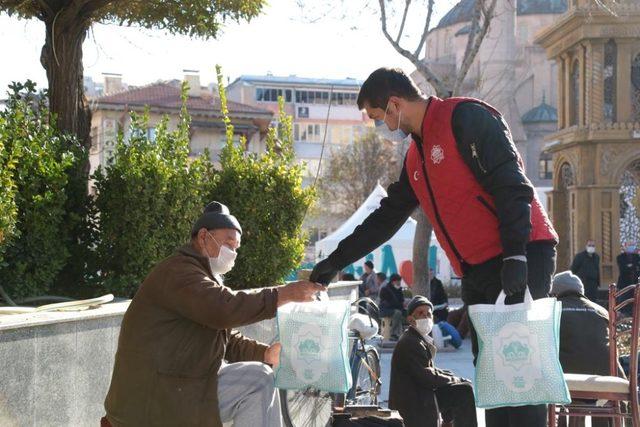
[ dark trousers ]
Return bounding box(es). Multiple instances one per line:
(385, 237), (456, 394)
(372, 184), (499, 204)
(435, 381), (478, 427)
(462, 241), (557, 427)
(583, 279), (599, 303)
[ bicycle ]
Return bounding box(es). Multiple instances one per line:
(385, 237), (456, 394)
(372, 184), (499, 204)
(280, 298), (383, 427)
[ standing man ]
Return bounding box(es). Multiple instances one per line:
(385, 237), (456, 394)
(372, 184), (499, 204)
(311, 67), (558, 427)
(570, 239), (601, 302)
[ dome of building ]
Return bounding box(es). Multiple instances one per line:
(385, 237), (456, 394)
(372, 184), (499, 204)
(521, 97), (558, 123)
(436, 0), (567, 29)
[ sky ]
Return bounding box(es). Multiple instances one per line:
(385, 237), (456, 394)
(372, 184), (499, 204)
(0, 0), (455, 93)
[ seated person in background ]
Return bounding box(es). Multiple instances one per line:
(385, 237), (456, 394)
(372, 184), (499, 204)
(379, 273), (406, 340)
(551, 270), (624, 427)
(429, 268), (449, 323)
(103, 201), (322, 427)
(374, 272), (387, 300)
(447, 304), (470, 339)
(340, 271), (356, 281)
(389, 296), (477, 427)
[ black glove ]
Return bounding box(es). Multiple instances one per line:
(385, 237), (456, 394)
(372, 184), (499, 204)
(501, 258), (528, 296)
(310, 258), (339, 286)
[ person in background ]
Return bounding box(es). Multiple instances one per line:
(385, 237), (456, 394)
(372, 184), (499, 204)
(379, 273), (406, 340)
(447, 305), (471, 339)
(551, 271), (623, 427)
(429, 268), (449, 323)
(373, 272), (387, 300)
(617, 241), (640, 288)
(616, 242), (640, 315)
(340, 271), (356, 281)
(359, 260), (377, 298)
(570, 239), (600, 302)
(389, 296), (477, 427)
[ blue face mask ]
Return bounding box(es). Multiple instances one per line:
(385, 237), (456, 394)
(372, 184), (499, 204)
(375, 102), (407, 142)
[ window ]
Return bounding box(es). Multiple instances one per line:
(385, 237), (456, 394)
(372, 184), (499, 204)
(604, 39), (617, 122)
(256, 87), (284, 102)
(285, 89), (292, 102)
(308, 91), (315, 104)
(147, 127), (156, 142)
(570, 59), (580, 126)
(539, 154), (553, 180)
(632, 53), (640, 122)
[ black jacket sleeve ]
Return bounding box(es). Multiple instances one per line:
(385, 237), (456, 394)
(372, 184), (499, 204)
(327, 161), (419, 269)
(570, 252), (583, 275)
(451, 102), (534, 258)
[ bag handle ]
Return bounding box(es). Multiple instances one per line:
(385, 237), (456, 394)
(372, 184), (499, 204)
(495, 287), (533, 307)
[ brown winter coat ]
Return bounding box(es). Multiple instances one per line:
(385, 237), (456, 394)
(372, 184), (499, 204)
(104, 244), (279, 427)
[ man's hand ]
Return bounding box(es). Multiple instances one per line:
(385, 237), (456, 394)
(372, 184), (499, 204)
(277, 280), (324, 306)
(501, 258), (528, 296)
(264, 342), (281, 368)
(310, 259), (339, 285)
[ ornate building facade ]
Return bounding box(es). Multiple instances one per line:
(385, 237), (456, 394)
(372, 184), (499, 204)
(536, 0), (640, 284)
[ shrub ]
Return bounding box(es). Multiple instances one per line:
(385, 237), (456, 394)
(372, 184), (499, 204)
(205, 66), (315, 290)
(93, 85), (213, 297)
(0, 134), (18, 264)
(0, 81), (76, 299)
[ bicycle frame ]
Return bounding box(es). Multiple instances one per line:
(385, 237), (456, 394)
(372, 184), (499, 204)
(346, 333), (381, 402)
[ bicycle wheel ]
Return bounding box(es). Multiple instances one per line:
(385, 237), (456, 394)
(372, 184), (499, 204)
(353, 348), (381, 406)
(280, 388), (334, 427)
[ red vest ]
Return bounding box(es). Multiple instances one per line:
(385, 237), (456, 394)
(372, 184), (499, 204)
(405, 97), (558, 276)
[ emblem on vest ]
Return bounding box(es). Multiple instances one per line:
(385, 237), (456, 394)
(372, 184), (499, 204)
(431, 145), (444, 164)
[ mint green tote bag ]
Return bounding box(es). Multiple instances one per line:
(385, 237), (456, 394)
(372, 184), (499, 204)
(274, 300), (352, 393)
(468, 288), (570, 409)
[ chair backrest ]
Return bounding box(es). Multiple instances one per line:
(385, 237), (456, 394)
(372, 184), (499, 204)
(608, 283), (640, 392)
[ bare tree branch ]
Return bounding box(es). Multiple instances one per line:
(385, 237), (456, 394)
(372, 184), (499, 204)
(452, 0), (497, 95)
(413, 0), (434, 57)
(395, 0), (411, 43)
(378, 0), (448, 96)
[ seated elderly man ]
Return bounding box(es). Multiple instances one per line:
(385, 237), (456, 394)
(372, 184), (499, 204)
(389, 296), (477, 427)
(103, 201), (322, 427)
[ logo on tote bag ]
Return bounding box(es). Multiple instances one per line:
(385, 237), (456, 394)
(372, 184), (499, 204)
(292, 324), (328, 383)
(492, 322), (542, 392)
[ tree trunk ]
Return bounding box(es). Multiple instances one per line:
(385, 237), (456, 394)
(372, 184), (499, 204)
(40, 9), (96, 293)
(412, 209), (433, 297)
(41, 11), (92, 156)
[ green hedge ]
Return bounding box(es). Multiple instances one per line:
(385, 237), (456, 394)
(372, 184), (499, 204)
(0, 82), (77, 299)
(93, 86), (213, 297)
(205, 66), (315, 289)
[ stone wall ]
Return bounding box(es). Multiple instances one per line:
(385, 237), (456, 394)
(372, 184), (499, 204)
(0, 282), (358, 427)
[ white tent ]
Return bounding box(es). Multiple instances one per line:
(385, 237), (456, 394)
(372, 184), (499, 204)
(315, 184), (451, 284)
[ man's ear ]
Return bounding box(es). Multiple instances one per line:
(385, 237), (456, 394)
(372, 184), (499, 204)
(407, 314), (415, 325)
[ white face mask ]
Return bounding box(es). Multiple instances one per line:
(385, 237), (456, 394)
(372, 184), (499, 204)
(586, 245), (596, 254)
(393, 282), (402, 289)
(375, 102), (406, 142)
(415, 318), (434, 336)
(206, 232), (237, 275)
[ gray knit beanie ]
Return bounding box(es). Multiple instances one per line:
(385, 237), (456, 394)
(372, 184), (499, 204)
(191, 201), (242, 236)
(407, 296), (434, 316)
(551, 270), (584, 296)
